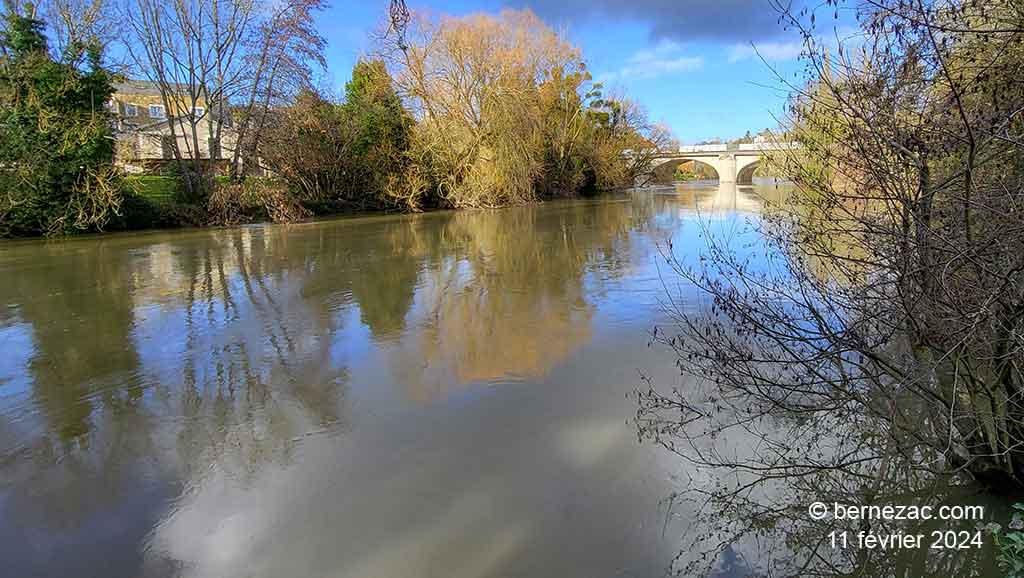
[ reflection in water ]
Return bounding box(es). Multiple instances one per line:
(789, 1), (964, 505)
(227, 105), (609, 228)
(401, 204), (641, 398)
(1, 182), (986, 578)
(637, 183), (1006, 578)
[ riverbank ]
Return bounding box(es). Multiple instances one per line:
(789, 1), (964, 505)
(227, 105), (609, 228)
(5, 173), (612, 239)
(114, 175), (418, 234)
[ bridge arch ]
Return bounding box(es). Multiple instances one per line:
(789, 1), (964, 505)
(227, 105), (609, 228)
(651, 157), (719, 184)
(736, 158), (761, 185)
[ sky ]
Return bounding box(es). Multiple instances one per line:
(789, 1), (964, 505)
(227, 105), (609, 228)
(314, 0), (848, 144)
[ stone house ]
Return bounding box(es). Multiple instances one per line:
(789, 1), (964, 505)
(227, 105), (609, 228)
(110, 80), (241, 174)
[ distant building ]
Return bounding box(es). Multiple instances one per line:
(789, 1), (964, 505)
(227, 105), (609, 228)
(109, 80), (240, 174)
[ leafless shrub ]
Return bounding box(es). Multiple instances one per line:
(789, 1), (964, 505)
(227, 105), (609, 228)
(639, 0), (1024, 575)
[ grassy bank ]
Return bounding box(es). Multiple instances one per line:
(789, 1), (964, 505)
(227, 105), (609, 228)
(113, 175), (384, 234)
(116, 175), (242, 232)
(127, 175), (178, 203)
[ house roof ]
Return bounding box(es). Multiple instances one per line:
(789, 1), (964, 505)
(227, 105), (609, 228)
(114, 80), (164, 96)
(114, 79), (196, 97)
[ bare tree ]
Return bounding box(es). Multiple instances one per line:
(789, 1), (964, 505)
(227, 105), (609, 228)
(228, 0), (325, 180)
(126, 0), (256, 198)
(118, 0), (458, 202)
(44, 0), (116, 61)
(620, 106), (675, 186)
(587, 95), (674, 188)
(638, 0), (1024, 575)
(2, 0), (120, 66)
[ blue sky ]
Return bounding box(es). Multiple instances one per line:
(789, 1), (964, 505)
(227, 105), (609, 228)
(315, 0), (848, 143)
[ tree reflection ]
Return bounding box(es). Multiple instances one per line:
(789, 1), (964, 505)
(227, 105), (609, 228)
(162, 227), (351, 481)
(9, 241), (143, 446)
(375, 201), (650, 401)
(345, 217), (424, 340)
(0, 227), (353, 568)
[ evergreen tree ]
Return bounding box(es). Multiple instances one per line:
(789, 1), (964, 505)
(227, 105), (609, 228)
(0, 9), (121, 236)
(344, 60), (411, 159)
(342, 59), (413, 206)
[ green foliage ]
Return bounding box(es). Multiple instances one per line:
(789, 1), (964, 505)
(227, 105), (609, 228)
(536, 66), (593, 197)
(344, 59), (411, 157)
(261, 60), (414, 210)
(673, 166), (696, 182)
(342, 59), (414, 206)
(389, 11), (663, 209)
(0, 11), (661, 235)
(126, 175), (177, 204)
(0, 10), (123, 237)
(112, 194), (206, 231)
(994, 504), (1024, 578)
(535, 69), (647, 197)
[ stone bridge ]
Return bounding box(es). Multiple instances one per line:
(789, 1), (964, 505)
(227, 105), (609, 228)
(645, 142), (799, 185)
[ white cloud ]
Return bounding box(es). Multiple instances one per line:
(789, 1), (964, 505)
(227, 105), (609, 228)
(620, 55), (704, 79)
(727, 25), (867, 64)
(602, 40), (704, 81)
(728, 41), (804, 63)
(629, 38), (682, 63)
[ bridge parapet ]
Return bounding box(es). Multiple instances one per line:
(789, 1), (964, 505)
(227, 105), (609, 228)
(678, 144), (727, 153)
(736, 142), (800, 151)
(677, 142), (799, 154)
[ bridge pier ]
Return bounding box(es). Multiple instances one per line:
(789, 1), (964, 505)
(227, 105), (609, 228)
(718, 155), (737, 183)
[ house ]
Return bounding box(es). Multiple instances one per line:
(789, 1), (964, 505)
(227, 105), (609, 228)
(109, 80), (241, 174)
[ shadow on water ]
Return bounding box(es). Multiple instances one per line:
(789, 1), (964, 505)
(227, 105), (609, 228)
(0, 181), (1003, 577)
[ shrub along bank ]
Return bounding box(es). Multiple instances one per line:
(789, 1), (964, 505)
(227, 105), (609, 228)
(1, 8), (669, 238)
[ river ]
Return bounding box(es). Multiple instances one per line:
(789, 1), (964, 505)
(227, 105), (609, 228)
(0, 181), (1000, 578)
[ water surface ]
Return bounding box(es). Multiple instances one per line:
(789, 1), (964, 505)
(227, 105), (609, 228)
(1, 182), (784, 577)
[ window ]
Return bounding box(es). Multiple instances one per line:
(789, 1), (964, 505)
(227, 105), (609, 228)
(149, 104), (165, 119)
(193, 107), (205, 119)
(125, 103), (138, 117)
